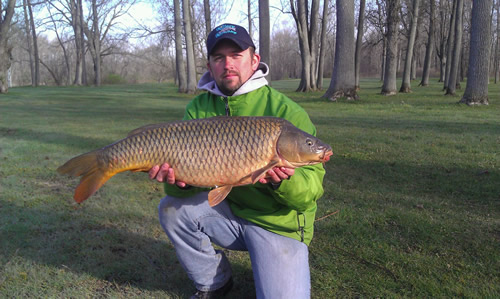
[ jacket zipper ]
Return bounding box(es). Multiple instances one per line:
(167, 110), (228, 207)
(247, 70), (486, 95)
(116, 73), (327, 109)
(297, 212), (305, 242)
(224, 97), (230, 116)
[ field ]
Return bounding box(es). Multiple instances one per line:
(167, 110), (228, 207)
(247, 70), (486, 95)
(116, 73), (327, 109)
(0, 79), (499, 298)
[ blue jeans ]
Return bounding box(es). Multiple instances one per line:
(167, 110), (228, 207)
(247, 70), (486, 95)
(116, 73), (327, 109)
(158, 191), (310, 299)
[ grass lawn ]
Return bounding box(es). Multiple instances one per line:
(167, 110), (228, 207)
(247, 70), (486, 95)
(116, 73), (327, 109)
(0, 79), (499, 297)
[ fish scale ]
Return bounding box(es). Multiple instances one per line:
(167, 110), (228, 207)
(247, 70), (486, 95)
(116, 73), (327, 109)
(57, 116), (333, 206)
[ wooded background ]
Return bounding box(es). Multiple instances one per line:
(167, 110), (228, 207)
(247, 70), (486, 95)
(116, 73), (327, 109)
(0, 0), (496, 104)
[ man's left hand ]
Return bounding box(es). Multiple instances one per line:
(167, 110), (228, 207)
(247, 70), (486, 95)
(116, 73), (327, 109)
(259, 167), (295, 184)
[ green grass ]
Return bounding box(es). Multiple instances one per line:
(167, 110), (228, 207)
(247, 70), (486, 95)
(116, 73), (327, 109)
(1, 79), (499, 297)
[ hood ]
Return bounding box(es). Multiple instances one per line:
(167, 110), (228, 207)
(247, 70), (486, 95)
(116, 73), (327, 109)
(197, 62), (269, 97)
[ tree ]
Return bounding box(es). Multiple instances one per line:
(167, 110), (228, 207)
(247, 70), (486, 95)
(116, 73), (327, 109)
(460, 0), (493, 105)
(400, 0), (420, 93)
(316, 0), (330, 90)
(291, 0), (320, 91)
(381, 0), (400, 95)
(323, 0), (358, 101)
(203, 0), (211, 38)
(83, 0), (134, 86)
(445, 0), (463, 95)
(174, 0), (187, 92)
(443, 0), (457, 90)
(354, 0), (366, 90)
(419, 0), (435, 87)
(259, 0), (270, 70)
(182, 0), (197, 93)
(23, 0), (36, 86)
(0, 0), (16, 93)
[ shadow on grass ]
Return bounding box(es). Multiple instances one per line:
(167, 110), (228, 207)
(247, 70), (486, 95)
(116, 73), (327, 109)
(313, 115), (500, 136)
(0, 201), (256, 297)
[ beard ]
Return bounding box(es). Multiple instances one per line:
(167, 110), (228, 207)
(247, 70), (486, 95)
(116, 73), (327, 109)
(217, 72), (243, 96)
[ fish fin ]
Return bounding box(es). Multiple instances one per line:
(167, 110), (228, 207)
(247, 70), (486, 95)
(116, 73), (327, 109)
(250, 159), (280, 184)
(57, 150), (113, 203)
(127, 123), (167, 136)
(208, 186), (233, 207)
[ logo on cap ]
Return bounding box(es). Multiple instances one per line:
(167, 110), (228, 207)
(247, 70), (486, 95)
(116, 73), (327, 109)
(215, 24), (237, 39)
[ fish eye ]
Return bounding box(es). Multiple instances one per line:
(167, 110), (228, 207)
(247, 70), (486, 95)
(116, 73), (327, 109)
(306, 139), (314, 146)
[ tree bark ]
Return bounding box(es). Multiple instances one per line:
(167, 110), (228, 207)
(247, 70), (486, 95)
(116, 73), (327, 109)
(23, 0), (36, 86)
(0, 0), (16, 93)
(259, 0), (271, 82)
(183, 0), (197, 93)
(495, 0), (500, 84)
(445, 0), (463, 95)
(204, 0), (211, 38)
(323, 0), (358, 101)
(444, 0), (457, 90)
(291, 0), (320, 91)
(420, 0), (435, 86)
(400, 0), (420, 93)
(381, 0), (401, 95)
(27, 0), (40, 86)
(354, 0), (366, 90)
(174, 0), (187, 92)
(316, 0), (330, 89)
(460, 0), (493, 105)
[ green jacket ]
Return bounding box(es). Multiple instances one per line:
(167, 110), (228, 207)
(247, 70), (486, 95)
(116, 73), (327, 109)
(165, 65), (326, 245)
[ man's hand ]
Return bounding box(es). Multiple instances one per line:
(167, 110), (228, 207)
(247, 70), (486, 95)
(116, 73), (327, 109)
(258, 167), (295, 184)
(149, 163), (187, 188)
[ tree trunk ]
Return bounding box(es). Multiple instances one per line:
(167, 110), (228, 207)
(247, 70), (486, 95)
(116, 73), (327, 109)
(248, 0), (253, 38)
(444, 0), (457, 90)
(79, 0), (87, 85)
(259, 0), (271, 82)
(323, 0), (358, 101)
(495, 0), (500, 84)
(27, 0), (40, 86)
(203, 0), (211, 38)
(91, 0), (101, 86)
(460, 0), (493, 105)
(291, 0), (320, 91)
(445, 0), (463, 96)
(72, 0), (83, 85)
(400, 0), (420, 93)
(381, 0), (400, 95)
(316, 0), (330, 89)
(0, 0), (16, 93)
(354, 0), (366, 90)
(174, 0), (187, 92)
(183, 0), (197, 93)
(23, 0), (35, 86)
(420, 0), (435, 86)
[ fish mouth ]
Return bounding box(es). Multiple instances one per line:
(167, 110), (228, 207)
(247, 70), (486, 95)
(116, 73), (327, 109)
(320, 149), (333, 162)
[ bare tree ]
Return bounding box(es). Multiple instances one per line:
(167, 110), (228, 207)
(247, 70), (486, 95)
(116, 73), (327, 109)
(400, 0), (420, 93)
(23, 0), (36, 86)
(354, 0), (366, 90)
(259, 0), (270, 83)
(291, 0), (320, 91)
(0, 0), (16, 93)
(323, 0), (358, 101)
(443, 0), (457, 90)
(445, 0), (463, 95)
(316, 0), (330, 90)
(174, 0), (187, 92)
(419, 0), (435, 86)
(494, 0), (500, 83)
(460, 0), (493, 105)
(183, 0), (197, 93)
(203, 0), (211, 38)
(381, 0), (401, 95)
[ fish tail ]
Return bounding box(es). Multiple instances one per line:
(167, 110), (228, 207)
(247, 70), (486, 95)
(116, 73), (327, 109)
(57, 150), (113, 203)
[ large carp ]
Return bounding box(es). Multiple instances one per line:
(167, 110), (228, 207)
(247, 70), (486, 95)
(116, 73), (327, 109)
(57, 116), (333, 206)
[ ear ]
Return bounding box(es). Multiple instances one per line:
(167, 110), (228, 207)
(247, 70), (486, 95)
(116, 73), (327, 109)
(207, 61), (214, 77)
(251, 52), (261, 71)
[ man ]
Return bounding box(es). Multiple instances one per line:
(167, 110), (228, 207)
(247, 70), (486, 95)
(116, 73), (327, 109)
(149, 23), (326, 299)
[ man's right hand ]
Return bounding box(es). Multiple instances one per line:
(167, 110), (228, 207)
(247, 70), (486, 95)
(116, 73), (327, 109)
(149, 163), (187, 188)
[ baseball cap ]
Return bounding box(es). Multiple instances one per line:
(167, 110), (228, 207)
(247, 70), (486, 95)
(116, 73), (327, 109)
(206, 24), (256, 56)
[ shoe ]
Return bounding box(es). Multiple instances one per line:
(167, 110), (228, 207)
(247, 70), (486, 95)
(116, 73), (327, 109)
(190, 277), (233, 299)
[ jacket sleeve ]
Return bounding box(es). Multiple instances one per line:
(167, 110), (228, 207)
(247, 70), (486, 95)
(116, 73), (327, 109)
(268, 107), (326, 212)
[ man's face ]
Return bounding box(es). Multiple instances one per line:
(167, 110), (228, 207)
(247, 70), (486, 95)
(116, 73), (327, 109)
(208, 40), (260, 95)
